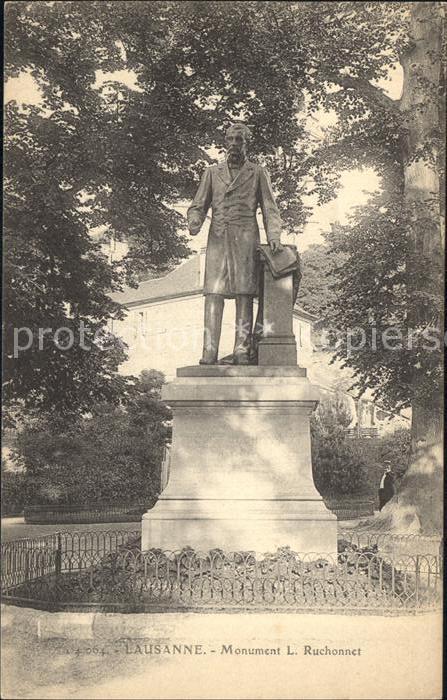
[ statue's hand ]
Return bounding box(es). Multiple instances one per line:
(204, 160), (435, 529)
(188, 222), (201, 236)
(188, 216), (203, 236)
(269, 240), (284, 254)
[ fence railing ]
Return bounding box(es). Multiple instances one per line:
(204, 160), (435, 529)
(1, 529), (442, 614)
(344, 427), (379, 439)
(1, 529), (140, 589)
(324, 497), (375, 521)
(24, 503), (148, 524)
(339, 530), (443, 557)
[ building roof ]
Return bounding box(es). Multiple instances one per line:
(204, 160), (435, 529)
(111, 252), (317, 321)
(111, 255), (201, 306)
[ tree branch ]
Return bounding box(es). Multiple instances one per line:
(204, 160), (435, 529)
(194, 146), (214, 164)
(327, 73), (400, 112)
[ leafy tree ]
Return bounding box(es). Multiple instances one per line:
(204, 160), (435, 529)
(3, 2), (192, 420)
(316, 2), (445, 532)
(3, 87), (132, 420)
(297, 234), (347, 325)
(13, 371), (171, 507)
(312, 392), (353, 433)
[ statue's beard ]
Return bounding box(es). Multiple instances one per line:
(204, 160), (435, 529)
(227, 150), (245, 167)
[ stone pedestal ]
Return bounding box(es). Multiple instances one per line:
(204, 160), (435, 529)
(257, 263), (297, 366)
(142, 366), (337, 556)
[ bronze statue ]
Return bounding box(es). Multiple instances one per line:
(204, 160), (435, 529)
(187, 123), (284, 365)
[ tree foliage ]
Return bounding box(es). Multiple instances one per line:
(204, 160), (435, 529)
(311, 398), (411, 502)
(324, 192), (443, 416)
(297, 234), (347, 324)
(311, 395), (369, 497)
(1, 468), (26, 516)
(4, 2), (191, 418)
(12, 371), (171, 506)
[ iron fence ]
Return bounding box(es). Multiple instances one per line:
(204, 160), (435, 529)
(324, 498), (375, 521)
(344, 427), (379, 439)
(1, 529), (140, 589)
(1, 529), (442, 614)
(339, 530), (443, 557)
(24, 503), (148, 524)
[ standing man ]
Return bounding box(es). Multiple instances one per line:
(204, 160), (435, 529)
(378, 463), (395, 511)
(187, 123), (283, 365)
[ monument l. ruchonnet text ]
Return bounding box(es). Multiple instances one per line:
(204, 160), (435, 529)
(142, 123), (337, 555)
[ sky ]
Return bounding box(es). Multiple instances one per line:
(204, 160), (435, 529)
(5, 63), (403, 253)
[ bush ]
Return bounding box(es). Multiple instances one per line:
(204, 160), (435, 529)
(312, 426), (370, 497)
(311, 394), (411, 501)
(12, 370), (171, 507)
(351, 427), (411, 493)
(1, 470), (27, 515)
(311, 395), (369, 498)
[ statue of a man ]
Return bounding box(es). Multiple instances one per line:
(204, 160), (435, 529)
(187, 123), (283, 365)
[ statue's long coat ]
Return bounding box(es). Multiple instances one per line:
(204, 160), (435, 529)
(187, 160), (282, 297)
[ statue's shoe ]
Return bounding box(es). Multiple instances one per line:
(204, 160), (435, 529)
(219, 352), (256, 365)
(199, 356), (218, 365)
(218, 354), (234, 365)
(249, 346), (258, 364)
(233, 352), (251, 365)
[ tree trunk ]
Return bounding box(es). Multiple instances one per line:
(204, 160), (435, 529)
(367, 3), (444, 534)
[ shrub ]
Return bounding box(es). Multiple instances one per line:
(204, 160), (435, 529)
(311, 395), (369, 498)
(351, 427), (411, 494)
(312, 425), (370, 497)
(1, 469), (27, 515)
(12, 370), (171, 507)
(311, 394), (411, 501)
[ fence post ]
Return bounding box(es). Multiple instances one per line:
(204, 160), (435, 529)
(415, 555), (420, 607)
(24, 549), (31, 582)
(55, 534), (62, 577)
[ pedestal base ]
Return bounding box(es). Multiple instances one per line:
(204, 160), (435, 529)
(258, 336), (297, 366)
(142, 366), (337, 557)
(142, 498), (337, 556)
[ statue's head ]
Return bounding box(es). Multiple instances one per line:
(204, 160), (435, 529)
(225, 123), (251, 164)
